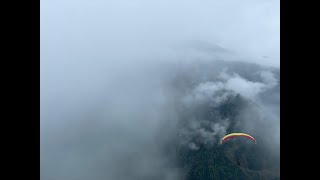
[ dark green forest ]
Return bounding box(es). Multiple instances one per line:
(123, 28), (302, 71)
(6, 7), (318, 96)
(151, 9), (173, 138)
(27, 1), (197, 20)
(164, 88), (280, 180)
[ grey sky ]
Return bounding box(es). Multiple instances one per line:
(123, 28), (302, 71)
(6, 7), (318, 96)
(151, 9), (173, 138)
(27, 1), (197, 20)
(41, 0), (279, 67)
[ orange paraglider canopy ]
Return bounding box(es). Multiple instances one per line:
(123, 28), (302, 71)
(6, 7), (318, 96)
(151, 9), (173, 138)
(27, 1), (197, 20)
(220, 133), (256, 144)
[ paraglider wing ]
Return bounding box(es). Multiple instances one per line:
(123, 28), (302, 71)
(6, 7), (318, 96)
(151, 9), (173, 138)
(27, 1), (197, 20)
(220, 133), (256, 144)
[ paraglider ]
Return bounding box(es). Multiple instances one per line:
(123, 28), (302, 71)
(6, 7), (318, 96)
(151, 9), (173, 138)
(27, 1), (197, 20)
(237, 160), (241, 166)
(220, 133), (256, 144)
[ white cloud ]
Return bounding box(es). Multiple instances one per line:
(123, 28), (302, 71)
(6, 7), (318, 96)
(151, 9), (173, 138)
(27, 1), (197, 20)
(188, 142), (200, 151)
(225, 74), (267, 100)
(259, 70), (278, 88)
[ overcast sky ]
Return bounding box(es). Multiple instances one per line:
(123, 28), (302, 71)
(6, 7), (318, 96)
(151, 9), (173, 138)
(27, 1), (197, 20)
(41, 0), (279, 67)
